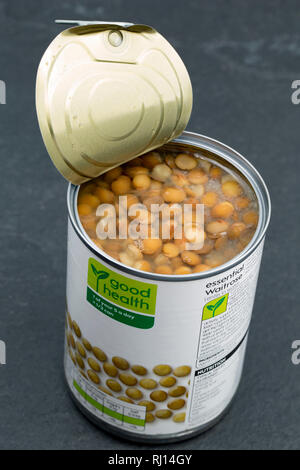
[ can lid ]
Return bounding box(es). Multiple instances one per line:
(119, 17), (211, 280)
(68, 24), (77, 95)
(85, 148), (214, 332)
(36, 21), (193, 184)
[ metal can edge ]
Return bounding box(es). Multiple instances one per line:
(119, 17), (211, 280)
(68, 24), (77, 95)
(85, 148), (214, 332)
(67, 130), (271, 283)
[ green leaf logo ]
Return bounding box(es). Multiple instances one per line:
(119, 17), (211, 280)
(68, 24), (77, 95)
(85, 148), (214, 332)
(211, 296), (225, 316)
(91, 264), (109, 291)
(203, 294), (229, 320)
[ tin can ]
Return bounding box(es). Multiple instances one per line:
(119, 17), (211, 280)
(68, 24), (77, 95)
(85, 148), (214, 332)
(64, 131), (271, 443)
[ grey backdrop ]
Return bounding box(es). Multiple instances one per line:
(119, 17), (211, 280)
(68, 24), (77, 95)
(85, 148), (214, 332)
(0, 0), (299, 450)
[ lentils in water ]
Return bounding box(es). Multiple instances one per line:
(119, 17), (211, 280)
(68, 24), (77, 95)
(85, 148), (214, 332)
(77, 150), (259, 274)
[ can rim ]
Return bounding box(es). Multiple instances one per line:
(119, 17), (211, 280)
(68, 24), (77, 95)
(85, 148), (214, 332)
(67, 131), (271, 282)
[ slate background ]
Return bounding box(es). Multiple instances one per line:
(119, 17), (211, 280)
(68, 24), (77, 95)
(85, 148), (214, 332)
(0, 0), (299, 450)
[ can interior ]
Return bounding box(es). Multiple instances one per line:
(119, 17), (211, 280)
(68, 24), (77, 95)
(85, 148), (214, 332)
(161, 141), (254, 191)
(69, 131), (271, 282)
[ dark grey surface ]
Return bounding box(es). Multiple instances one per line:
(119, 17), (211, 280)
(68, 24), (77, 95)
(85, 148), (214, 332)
(0, 0), (299, 450)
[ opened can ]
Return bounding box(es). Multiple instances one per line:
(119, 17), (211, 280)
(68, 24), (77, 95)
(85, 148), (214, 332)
(64, 131), (270, 443)
(36, 21), (270, 443)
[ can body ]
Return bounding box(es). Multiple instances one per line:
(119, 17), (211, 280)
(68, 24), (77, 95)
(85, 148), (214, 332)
(64, 131), (270, 443)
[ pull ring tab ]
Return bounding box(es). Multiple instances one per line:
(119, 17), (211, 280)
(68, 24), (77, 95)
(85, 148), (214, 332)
(55, 19), (135, 28)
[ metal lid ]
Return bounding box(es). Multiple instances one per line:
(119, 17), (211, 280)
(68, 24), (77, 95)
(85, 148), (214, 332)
(36, 21), (193, 185)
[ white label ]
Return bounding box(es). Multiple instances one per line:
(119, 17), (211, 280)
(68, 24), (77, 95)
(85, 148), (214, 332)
(65, 221), (264, 436)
